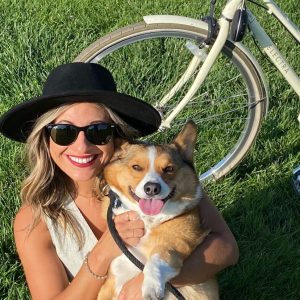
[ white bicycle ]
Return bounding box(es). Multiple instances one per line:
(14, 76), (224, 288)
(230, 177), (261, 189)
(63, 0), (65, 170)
(75, 0), (300, 182)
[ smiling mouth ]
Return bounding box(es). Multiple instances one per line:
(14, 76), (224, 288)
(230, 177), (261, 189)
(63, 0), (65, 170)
(129, 186), (176, 202)
(67, 154), (98, 167)
(68, 155), (97, 163)
(128, 186), (176, 216)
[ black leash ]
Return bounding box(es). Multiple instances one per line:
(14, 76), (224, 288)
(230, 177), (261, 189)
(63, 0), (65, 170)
(107, 189), (185, 300)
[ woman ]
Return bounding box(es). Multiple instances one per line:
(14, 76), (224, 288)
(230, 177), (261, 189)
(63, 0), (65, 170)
(0, 62), (238, 300)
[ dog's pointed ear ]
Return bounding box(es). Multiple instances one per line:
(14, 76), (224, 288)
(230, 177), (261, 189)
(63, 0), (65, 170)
(172, 120), (197, 163)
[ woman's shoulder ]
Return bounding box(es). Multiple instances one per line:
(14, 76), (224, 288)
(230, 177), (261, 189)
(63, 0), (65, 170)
(13, 205), (52, 248)
(14, 205), (38, 230)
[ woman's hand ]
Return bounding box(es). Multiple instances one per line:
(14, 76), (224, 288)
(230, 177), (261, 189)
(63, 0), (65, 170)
(91, 211), (144, 278)
(94, 211), (144, 261)
(118, 273), (144, 300)
(114, 211), (145, 247)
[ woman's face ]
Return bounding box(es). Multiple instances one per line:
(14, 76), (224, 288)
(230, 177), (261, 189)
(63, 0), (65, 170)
(49, 103), (114, 184)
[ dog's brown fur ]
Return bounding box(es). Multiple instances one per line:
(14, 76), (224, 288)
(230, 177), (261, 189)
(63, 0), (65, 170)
(97, 121), (219, 300)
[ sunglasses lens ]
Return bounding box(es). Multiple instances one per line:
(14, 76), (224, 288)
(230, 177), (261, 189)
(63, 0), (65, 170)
(47, 123), (114, 146)
(50, 125), (78, 146)
(86, 124), (114, 145)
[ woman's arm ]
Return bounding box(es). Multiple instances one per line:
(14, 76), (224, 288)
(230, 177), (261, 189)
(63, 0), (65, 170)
(14, 206), (143, 300)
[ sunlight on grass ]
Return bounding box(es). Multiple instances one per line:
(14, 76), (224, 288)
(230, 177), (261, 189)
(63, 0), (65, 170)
(0, 0), (299, 299)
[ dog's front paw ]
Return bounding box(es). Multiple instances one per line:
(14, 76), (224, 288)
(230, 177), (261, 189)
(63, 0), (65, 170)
(142, 277), (165, 300)
(142, 253), (179, 300)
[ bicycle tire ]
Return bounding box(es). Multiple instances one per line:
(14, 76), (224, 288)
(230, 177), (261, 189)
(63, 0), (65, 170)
(74, 20), (267, 181)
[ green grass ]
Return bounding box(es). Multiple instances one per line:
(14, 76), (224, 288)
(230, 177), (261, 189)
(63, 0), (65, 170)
(0, 0), (299, 299)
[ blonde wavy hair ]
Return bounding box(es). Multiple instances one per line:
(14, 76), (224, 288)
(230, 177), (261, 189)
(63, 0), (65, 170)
(21, 102), (139, 247)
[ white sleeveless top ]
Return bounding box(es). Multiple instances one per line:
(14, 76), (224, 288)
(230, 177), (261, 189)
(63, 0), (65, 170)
(44, 197), (98, 279)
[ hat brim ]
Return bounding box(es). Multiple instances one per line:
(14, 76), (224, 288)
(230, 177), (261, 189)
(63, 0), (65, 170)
(0, 90), (161, 142)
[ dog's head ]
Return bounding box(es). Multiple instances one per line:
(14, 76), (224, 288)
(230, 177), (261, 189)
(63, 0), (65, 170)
(104, 121), (201, 217)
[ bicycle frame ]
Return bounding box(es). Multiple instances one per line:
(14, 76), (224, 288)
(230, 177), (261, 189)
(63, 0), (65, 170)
(144, 0), (300, 129)
(248, 0), (300, 95)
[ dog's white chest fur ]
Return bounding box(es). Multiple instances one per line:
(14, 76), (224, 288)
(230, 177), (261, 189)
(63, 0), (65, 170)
(110, 235), (178, 299)
(110, 186), (202, 298)
(110, 253), (141, 295)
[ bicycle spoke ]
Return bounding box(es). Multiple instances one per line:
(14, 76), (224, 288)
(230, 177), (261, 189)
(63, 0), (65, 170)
(76, 23), (265, 179)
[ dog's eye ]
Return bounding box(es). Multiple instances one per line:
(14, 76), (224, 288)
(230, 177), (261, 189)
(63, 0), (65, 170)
(163, 165), (175, 173)
(132, 164), (143, 171)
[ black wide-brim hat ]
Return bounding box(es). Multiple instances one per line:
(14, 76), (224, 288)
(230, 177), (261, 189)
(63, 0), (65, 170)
(0, 62), (161, 142)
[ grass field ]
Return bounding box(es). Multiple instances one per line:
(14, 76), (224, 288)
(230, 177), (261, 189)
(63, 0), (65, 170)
(0, 0), (299, 299)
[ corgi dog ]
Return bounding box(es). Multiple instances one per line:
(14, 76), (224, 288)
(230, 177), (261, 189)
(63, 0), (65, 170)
(98, 121), (219, 300)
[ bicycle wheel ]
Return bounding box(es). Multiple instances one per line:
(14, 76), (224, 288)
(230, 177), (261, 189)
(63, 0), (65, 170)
(74, 21), (267, 181)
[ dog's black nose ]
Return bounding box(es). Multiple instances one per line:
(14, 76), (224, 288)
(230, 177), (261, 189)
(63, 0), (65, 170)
(144, 182), (161, 196)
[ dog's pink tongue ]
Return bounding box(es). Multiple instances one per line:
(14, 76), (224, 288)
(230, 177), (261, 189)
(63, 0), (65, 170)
(139, 199), (164, 215)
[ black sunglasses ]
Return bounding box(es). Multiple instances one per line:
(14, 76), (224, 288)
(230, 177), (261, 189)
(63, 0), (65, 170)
(46, 123), (116, 146)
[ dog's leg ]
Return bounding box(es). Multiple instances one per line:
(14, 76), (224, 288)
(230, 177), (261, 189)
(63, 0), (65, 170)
(141, 209), (210, 300)
(142, 251), (183, 300)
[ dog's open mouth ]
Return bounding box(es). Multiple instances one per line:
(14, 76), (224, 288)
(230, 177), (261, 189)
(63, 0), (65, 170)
(129, 186), (176, 216)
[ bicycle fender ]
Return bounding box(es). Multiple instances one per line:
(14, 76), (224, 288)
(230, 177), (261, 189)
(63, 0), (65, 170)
(144, 15), (209, 31)
(235, 42), (269, 116)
